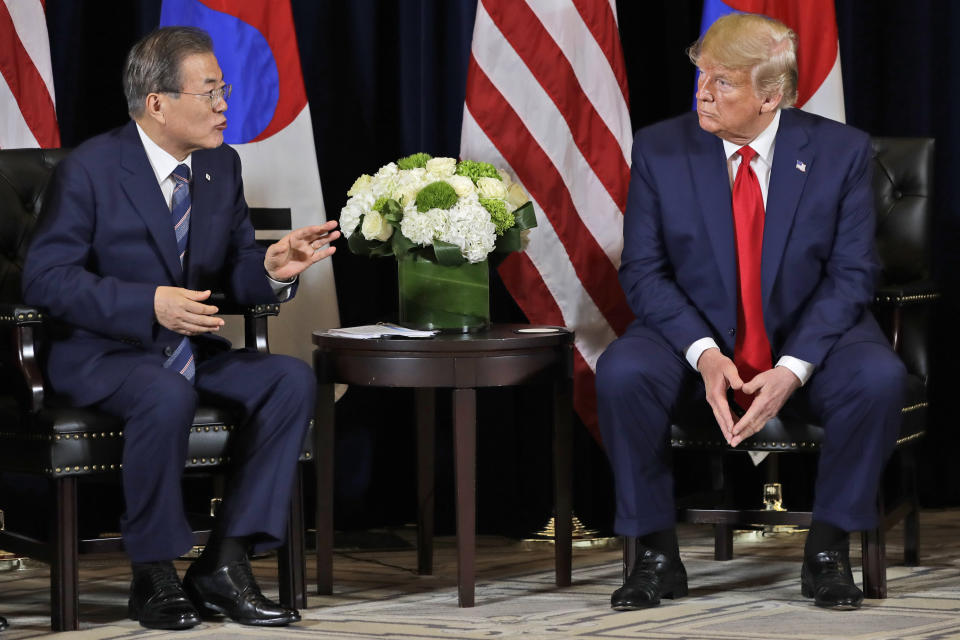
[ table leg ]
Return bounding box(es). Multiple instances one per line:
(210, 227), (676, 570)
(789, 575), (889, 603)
(452, 388), (476, 607)
(315, 382), (336, 595)
(415, 388), (436, 575)
(553, 376), (573, 587)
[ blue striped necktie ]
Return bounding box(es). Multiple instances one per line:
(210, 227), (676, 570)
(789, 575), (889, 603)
(164, 163), (195, 382)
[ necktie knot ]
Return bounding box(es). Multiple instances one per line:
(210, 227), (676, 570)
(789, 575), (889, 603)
(172, 163), (190, 184)
(736, 145), (757, 165)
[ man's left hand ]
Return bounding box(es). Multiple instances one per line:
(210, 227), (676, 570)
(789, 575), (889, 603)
(264, 221), (340, 281)
(729, 366), (802, 447)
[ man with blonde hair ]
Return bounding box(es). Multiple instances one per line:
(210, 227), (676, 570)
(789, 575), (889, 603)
(597, 13), (903, 611)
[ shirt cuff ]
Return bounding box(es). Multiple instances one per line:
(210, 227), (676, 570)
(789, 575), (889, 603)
(267, 274), (296, 302)
(685, 337), (719, 370)
(776, 355), (814, 386)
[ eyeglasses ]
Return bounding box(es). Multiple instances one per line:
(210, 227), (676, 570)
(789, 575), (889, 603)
(163, 84), (232, 108)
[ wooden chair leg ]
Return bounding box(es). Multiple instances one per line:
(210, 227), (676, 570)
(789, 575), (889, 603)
(901, 446), (920, 566)
(315, 385), (335, 595)
(861, 525), (887, 598)
(278, 465), (307, 609)
(50, 476), (79, 631)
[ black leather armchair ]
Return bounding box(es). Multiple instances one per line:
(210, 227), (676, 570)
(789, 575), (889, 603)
(624, 137), (936, 599)
(0, 148), (311, 630)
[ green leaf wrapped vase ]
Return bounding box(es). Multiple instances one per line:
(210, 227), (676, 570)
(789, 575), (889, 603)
(340, 153), (537, 332)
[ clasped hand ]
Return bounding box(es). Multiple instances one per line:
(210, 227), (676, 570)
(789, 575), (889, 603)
(264, 221), (340, 282)
(696, 348), (801, 447)
(154, 287), (223, 336)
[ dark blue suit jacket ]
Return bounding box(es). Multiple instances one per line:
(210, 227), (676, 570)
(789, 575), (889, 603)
(620, 108), (886, 368)
(23, 121), (282, 406)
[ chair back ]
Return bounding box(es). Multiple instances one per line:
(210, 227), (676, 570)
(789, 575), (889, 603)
(871, 137), (935, 382)
(0, 148), (70, 303)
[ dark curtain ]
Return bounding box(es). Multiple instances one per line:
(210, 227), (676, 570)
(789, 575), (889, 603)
(39, 0), (960, 535)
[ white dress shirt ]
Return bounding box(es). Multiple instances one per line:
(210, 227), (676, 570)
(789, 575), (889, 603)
(683, 110), (814, 385)
(135, 124), (294, 300)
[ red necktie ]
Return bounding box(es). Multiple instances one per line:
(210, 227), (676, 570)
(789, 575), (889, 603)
(731, 146), (771, 410)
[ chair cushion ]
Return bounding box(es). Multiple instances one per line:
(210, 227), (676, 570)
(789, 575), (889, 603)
(0, 400), (314, 477)
(670, 373), (926, 451)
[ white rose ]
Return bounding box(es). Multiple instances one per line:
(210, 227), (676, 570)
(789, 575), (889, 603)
(347, 174), (372, 197)
(360, 211), (394, 242)
(497, 168), (513, 188)
(445, 175), (475, 198)
(393, 185), (421, 207)
(425, 157), (456, 177)
(477, 176), (507, 200)
(506, 183), (530, 210)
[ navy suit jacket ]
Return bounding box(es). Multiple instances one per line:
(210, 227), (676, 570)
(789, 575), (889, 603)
(23, 121), (283, 406)
(620, 108), (886, 368)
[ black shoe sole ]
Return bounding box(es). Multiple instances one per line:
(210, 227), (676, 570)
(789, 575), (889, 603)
(185, 592), (299, 627)
(611, 583), (689, 611)
(801, 582), (863, 610)
(128, 605), (201, 630)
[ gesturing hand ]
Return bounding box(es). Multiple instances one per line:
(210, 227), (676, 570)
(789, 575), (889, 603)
(697, 348), (743, 445)
(728, 366), (801, 447)
(154, 287), (223, 336)
(264, 221), (340, 282)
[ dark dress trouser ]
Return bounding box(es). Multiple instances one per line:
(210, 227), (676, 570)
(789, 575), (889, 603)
(596, 323), (905, 538)
(97, 349), (314, 563)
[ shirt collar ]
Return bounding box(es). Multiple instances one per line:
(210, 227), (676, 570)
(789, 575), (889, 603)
(135, 122), (193, 184)
(722, 109), (781, 165)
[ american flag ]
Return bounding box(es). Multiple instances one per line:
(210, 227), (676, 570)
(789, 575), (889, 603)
(0, 0), (60, 149)
(460, 0), (633, 437)
(460, 0), (633, 440)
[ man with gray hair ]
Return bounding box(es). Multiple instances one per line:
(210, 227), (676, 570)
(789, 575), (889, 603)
(23, 27), (339, 629)
(597, 13), (904, 611)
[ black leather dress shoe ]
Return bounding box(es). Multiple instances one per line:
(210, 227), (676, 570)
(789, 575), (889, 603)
(0, 614), (8, 630)
(801, 550), (864, 610)
(611, 545), (688, 610)
(128, 562), (201, 630)
(183, 559), (300, 626)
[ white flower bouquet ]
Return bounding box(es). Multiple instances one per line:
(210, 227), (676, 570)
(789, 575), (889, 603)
(339, 153), (536, 265)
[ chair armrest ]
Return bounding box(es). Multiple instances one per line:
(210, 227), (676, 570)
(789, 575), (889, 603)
(0, 303), (46, 412)
(208, 293), (280, 353)
(0, 303), (45, 327)
(874, 280), (940, 307)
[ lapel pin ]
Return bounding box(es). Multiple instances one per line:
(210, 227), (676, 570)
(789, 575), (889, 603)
(795, 160), (807, 173)
(205, 173), (211, 181)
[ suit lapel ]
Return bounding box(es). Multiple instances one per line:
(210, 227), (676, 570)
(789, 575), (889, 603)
(762, 109), (811, 307)
(689, 123), (737, 309)
(118, 122), (185, 284)
(186, 154), (216, 288)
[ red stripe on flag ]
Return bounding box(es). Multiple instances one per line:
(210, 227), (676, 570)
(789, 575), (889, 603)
(0, 2), (59, 148)
(499, 252), (602, 441)
(571, 0), (630, 109)
(481, 0), (629, 212)
(466, 57), (633, 336)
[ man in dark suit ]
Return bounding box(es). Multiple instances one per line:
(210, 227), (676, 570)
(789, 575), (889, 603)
(22, 27), (339, 629)
(597, 13), (904, 611)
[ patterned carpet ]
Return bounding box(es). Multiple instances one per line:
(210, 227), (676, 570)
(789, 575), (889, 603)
(2, 510), (959, 639)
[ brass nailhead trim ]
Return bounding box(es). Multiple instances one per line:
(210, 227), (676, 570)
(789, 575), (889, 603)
(901, 402), (927, 414)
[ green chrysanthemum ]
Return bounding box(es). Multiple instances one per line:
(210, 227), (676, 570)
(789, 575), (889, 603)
(415, 181), (459, 212)
(480, 197), (514, 235)
(372, 196), (390, 212)
(455, 160), (501, 184)
(397, 152), (432, 170)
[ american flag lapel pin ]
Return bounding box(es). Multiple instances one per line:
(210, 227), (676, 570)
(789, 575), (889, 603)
(795, 160), (807, 173)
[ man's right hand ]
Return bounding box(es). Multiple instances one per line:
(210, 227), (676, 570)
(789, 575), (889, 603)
(697, 348), (744, 445)
(154, 287), (224, 336)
